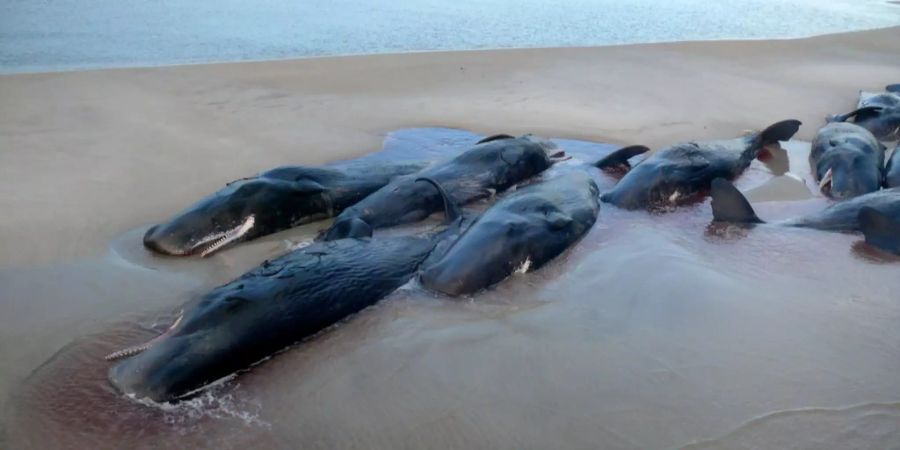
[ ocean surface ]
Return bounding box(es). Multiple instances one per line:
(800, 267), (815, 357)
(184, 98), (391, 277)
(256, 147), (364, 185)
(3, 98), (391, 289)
(1, 0), (899, 73)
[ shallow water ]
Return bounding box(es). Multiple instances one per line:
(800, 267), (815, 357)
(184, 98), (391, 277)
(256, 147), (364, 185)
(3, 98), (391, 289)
(2, 0), (899, 73)
(2, 128), (900, 449)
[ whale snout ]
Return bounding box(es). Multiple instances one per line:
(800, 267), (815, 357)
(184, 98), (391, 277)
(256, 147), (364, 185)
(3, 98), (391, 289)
(142, 224), (189, 256)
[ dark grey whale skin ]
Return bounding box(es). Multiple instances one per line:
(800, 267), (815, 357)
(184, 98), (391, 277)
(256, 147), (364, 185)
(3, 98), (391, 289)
(109, 235), (441, 402)
(322, 135), (560, 241)
(886, 143), (900, 188)
(710, 178), (900, 232)
(419, 171), (599, 297)
(600, 120), (801, 210)
(809, 122), (884, 200)
(143, 161), (427, 256)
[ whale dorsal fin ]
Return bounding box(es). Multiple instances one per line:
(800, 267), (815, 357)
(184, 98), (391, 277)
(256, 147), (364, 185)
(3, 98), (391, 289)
(476, 134), (516, 145)
(594, 145), (650, 172)
(710, 178), (764, 224)
(859, 207), (900, 255)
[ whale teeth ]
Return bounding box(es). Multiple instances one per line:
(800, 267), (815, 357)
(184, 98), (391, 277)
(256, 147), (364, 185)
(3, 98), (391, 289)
(199, 215), (255, 258)
(105, 344), (151, 361)
(189, 215), (256, 257)
(819, 168), (834, 191)
(104, 312), (184, 362)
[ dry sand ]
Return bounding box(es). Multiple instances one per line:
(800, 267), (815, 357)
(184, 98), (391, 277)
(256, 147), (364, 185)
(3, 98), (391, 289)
(1, 26), (899, 266)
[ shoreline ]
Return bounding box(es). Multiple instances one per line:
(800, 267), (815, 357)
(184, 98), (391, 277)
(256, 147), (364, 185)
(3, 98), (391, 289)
(4, 25), (900, 76)
(1, 26), (899, 266)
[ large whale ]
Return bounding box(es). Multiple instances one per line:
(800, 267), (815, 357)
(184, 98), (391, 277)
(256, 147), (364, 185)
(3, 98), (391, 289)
(809, 122), (884, 199)
(600, 120), (801, 210)
(828, 84), (900, 141)
(143, 161), (427, 257)
(322, 134), (566, 240)
(709, 177), (900, 232)
(419, 171), (599, 296)
(108, 180), (461, 402)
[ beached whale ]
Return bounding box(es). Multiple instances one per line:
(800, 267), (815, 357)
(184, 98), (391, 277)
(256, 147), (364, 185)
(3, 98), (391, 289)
(599, 120), (801, 210)
(828, 84), (900, 141)
(709, 177), (900, 232)
(809, 122), (884, 200)
(322, 134), (566, 240)
(142, 161), (427, 257)
(108, 180), (462, 402)
(419, 171), (599, 296)
(886, 143), (900, 188)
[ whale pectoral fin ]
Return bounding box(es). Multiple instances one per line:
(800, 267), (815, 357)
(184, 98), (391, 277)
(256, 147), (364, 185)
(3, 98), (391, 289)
(758, 119), (802, 146)
(545, 211), (574, 230)
(415, 177), (462, 223)
(885, 84), (900, 93)
(292, 179), (327, 195)
(710, 178), (764, 224)
(859, 207), (900, 255)
(476, 134), (516, 145)
(594, 145), (650, 173)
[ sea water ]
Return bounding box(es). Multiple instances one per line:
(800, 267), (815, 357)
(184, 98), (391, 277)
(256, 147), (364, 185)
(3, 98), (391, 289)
(1, 0), (898, 73)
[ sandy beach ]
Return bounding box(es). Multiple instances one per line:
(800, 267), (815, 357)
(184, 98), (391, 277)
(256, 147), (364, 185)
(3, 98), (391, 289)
(1, 26), (899, 266)
(2, 26), (900, 449)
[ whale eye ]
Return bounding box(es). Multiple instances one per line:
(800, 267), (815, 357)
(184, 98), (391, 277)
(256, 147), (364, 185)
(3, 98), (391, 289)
(221, 296), (249, 312)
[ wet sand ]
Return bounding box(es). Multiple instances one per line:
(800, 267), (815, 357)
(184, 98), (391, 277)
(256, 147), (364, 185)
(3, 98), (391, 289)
(2, 27), (900, 449)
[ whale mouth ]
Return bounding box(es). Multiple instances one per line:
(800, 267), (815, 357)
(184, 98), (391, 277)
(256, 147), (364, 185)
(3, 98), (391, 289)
(192, 215), (256, 257)
(819, 168), (833, 196)
(105, 312), (184, 361)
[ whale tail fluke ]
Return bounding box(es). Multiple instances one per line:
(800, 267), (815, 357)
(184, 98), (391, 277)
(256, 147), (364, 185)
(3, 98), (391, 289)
(710, 178), (764, 224)
(859, 207), (900, 255)
(415, 177), (461, 223)
(594, 145), (651, 172)
(757, 119), (802, 146)
(885, 84), (900, 93)
(475, 134), (516, 145)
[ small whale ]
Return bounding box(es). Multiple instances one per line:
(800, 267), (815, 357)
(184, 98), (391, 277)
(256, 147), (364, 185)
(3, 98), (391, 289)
(600, 120), (801, 210)
(419, 172), (599, 296)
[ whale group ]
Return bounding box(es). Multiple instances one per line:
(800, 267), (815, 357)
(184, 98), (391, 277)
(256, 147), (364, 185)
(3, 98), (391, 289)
(109, 84), (900, 403)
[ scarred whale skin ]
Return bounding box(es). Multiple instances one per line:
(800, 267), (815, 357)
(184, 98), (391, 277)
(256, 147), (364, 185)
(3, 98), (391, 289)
(110, 235), (440, 402)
